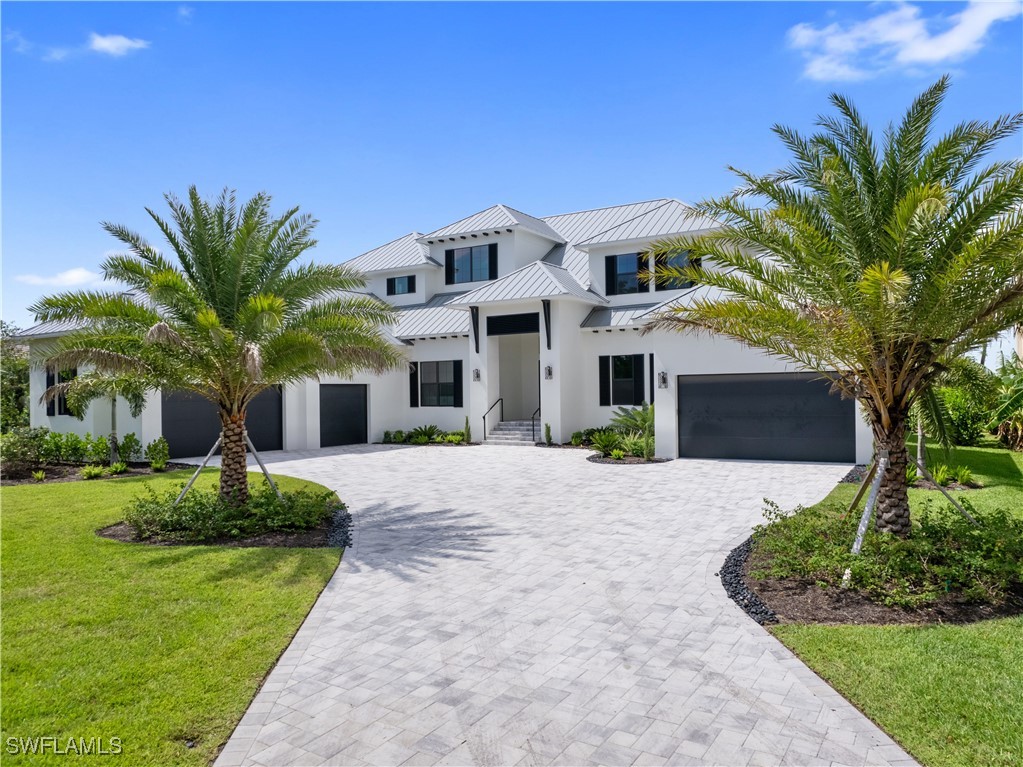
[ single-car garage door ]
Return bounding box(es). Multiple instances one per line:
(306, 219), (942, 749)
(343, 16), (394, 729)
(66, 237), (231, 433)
(319, 384), (367, 447)
(677, 373), (855, 462)
(161, 388), (283, 459)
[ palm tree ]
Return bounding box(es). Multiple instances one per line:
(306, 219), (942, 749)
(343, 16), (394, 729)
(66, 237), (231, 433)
(31, 187), (404, 503)
(647, 77), (1023, 536)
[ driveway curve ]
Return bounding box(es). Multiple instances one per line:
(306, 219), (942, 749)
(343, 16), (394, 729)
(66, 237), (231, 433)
(215, 445), (915, 767)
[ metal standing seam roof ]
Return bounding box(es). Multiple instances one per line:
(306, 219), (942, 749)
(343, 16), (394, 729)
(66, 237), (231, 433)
(13, 318), (86, 340)
(575, 199), (719, 246)
(344, 232), (439, 273)
(420, 204), (566, 243)
(580, 303), (662, 330)
(391, 292), (471, 339)
(448, 261), (606, 306)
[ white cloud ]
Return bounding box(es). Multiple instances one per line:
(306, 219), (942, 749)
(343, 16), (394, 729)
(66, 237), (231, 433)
(15, 268), (102, 287)
(177, 5), (194, 22)
(4, 30), (33, 54)
(88, 33), (150, 57)
(788, 1), (1022, 81)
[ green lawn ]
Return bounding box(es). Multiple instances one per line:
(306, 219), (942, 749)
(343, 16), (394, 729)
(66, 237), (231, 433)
(771, 442), (1023, 767)
(1, 470), (341, 766)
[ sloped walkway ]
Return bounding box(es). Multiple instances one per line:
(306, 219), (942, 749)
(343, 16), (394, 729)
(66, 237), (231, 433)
(215, 445), (915, 767)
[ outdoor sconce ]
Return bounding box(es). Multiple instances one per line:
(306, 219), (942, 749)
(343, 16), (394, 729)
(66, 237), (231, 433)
(657, 371), (668, 388)
(544, 365), (554, 380)
(472, 368), (481, 382)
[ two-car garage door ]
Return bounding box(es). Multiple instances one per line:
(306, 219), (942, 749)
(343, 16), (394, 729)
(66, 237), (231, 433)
(677, 373), (855, 462)
(161, 388), (283, 459)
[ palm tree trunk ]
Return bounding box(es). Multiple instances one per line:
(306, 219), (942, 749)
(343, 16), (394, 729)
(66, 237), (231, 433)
(109, 394), (119, 465)
(875, 416), (911, 536)
(219, 409), (249, 505)
(916, 418), (925, 470)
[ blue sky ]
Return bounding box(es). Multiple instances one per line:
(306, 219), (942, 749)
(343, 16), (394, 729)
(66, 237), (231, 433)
(3, 1), (1022, 343)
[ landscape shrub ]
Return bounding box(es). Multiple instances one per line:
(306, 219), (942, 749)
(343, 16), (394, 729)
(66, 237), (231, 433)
(123, 482), (339, 542)
(32, 470), (45, 482)
(953, 465), (975, 487)
(931, 464), (953, 487)
(144, 437), (170, 471)
(445, 434), (463, 444)
(382, 431), (393, 444)
(590, 430), (621, 457)
(108, 461), (128, 475)
(40, 430), (62, 463)
(61, 433), (87, 464)
(391, 430), (406, 444)
(118, 432), (142, 463)
(80, 465), (106, 480)
(906, 464), (919, 485)
(409, 424), (443, 440)
(463, 416), (472, 444)
(0, 427), (47, 477)
(86, 434), (110, 465)
(409, 435), (429, 445)
(432, 435), (445, 443)
(751, 499), (1023, 607)
(622, 434), (645, 457)
(609, 403), (654, 435)
(941, 387), (987, 446)
(544, 423), (552, 446)
(570, 431), (585, 446)
(610, 449), (625, 460)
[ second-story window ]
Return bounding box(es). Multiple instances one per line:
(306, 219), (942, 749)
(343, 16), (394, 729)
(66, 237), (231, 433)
(655, 250), (701, 291)
(386, 275), (416, 296)
(445, 243), (497, 285)
(604, 253), (650, 296)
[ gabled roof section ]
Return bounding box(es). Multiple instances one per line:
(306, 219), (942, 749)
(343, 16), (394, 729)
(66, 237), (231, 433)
(344, 232), (438, 273)
(14, 318), (85, 340)
(392, 292), (471, 339)
(575, 199), (719, 247)
(420, 204), (566, 244)
(580, 302), (661, 330)
(448, 261), (606, 306)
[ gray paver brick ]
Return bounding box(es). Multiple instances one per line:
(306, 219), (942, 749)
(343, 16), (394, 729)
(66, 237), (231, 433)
(211, 446), (916, 767)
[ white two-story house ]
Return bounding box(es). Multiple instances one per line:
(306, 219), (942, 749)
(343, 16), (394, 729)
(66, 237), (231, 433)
(19, 198), (872, 463)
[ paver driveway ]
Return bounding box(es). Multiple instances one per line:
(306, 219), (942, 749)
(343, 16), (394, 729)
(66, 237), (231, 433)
(215, 445), (915, 767)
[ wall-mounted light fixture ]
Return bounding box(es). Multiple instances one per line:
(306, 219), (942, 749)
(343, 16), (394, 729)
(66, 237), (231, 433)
(657, 371), (668, 388)
(544, 365), (554, 380)
(472, 368), (481, 382)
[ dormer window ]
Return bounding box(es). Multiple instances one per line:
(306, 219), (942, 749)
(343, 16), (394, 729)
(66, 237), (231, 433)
(655, 250), (701, 291)
(604, 253), (650, 296)
(445, 243), (497, 285)
(386, 275), (416, 296)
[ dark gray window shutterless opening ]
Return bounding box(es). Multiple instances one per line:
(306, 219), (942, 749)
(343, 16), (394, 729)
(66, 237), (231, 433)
(604, 253), (650, 296)
(598, 355), (645, 406)
(51, 367), (77, 416)
(418, 360), (464, 407)
(45, 367), (56, 416)
(386, 275), (416, 296)
(655, 251), (701, 291)
(445, 243), (497, 285)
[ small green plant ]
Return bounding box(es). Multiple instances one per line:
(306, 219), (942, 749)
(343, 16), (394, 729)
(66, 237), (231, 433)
(570, 431), (584, 446)
(931, 464), (953, 487)
(544, 423), (552, 446)
(610, 448), (626, 460)
(118, 432), (142, 463)
(61, 432), (87, 464)
(906, 464), (919, 485)
(382, 431), (393, 444)
(432, 435), (445, 444)
(145, 436), (170, 471)
(610, 403), (654, 435)
(80, 465), (106, 480)
(445, 434), (464, 444)
(0, 427), (48, 477)
(622, 434), (645, 457)
(409, 435), (429, 445)
(941, 387), (987, 446)
(40, 430), (62, 463)
(32, 470), (46, 482)
(108, 461), (129, 475)
(86, 434), (110, 465)
(953, 465), (974, 487)
(391, 430), (406, 444)
(590, 430), (621, 457)
(409, 424), (443, 440)
(463, 416), (472, 444)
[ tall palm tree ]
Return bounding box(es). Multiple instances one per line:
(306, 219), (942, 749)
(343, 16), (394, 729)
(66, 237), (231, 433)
(31, 187), (404, 503)
(647, 77), (1023, 535)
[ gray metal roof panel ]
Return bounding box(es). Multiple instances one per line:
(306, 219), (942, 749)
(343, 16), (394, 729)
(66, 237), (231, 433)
(344, 232), (437, 273)
(449, 262), (605, 305)
(576, 200), (719, 246)
(392, 292), (471, 339)
(421, 204), (565, 243)
(581, 303), (661, 329)
(14, 318), (85, 340)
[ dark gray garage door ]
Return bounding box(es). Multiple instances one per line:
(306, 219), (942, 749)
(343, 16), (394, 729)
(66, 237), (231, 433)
(319, 385), (367, 447)
(677, 373), (855, 462)
(161, 388), (283, 459)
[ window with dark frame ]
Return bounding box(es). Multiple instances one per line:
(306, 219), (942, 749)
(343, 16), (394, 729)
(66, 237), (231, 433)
(445, 243), (497, 285)
(655, 250), (701, 291)
(598, 354), (645, 406)
(604, 253), (650, 296)
(386, 275), (416, 296)
(414, 360), (463, 407)
(46, 367), (77, 416)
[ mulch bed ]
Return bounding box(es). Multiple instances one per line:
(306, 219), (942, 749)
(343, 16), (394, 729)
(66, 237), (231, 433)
(96, 519), (335, 548)
(1, 462), (194, 486)
(720, 535), (1023, 625)
(586, 454), (670, 465)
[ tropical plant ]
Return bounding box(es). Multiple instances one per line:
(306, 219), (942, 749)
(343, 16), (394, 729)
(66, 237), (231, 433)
(42, 373), (147, 464)
(931, 465), (953, 487)
(0, 321), (30, 432)
(570, 431), (585, 446)
(463, 416), (472, 444)
(85, 434), (110, 466)
(32, 470), (45, 482)
(590, 430), (621, 457)
(80, 465), (106, 480)
(409, 424), (443, 441)
(647, 77), (1023, 535)
(609, 403), (654, 435)
(990, 353), (1023, 450)
(144, 436), (170, 471)
(622, 434), (646, 457)
(905, 464), (919, 486)
(391, 430), (406, 444)
(610, 449), (626, 460)
(409, 435), (429, 445)
(0, 427), (46, 477)
(911, 355), (995, 466)
(30, 187), (403, 503)
(118, 432), (142, 463)
(445, 434), (463, 444)
(108, 461), (129, 475)
(544, 422), (552, 446)
(60, 433), (86, 464)
(952, 465), (974, 487)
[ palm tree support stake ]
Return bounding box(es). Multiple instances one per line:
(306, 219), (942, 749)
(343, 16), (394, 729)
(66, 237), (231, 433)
(843, 460), (878, 518)
(843, 450), (889, 588)
(244, 432), (283, 501)
(175, 437), (222, 505)
(911, 457), (980, 526)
